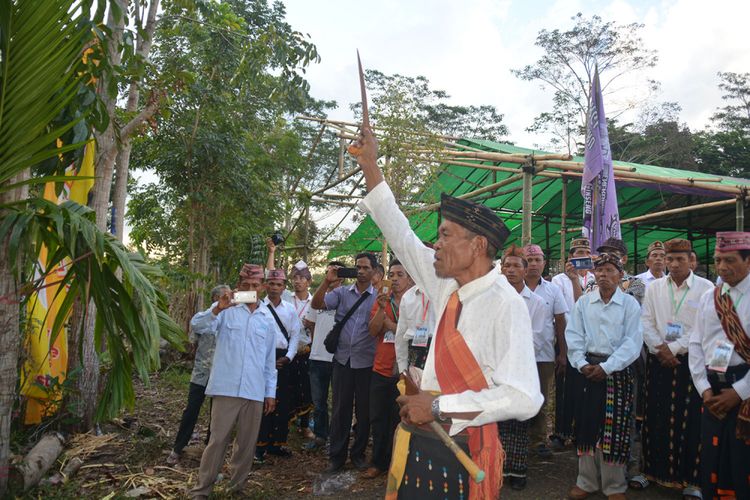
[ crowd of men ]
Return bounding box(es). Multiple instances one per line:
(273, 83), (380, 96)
(169, 126), (750, 500)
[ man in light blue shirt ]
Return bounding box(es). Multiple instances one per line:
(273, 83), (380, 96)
(566, 253), (643, 500)
(189, 264), (277, 499)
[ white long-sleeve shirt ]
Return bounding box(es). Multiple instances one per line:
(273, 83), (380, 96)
(191, 303), (277, 401)
(552, 271), (595, 314)
(360, 182), (543, 434)
(263, 297), (301, 361)
(689, 274), (750, 400)
(565, 287), (643, 375)
(641, 272), (713, 355)
(395, 285), (436, 373)
(519, 285), (549, 361)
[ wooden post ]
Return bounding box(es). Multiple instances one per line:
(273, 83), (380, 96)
(521, 160), (534, 246)
(560, 176), (568, 264)
(737, 195), (745, 231)
(633, 224), (638, 273)
(382, 238), (388, 266)
(705, 237), (711, 281)
(303, 202), (310, 262)
(338, 137), (345, 179)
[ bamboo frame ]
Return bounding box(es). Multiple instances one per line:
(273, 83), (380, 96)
(564, 198), (737, 232)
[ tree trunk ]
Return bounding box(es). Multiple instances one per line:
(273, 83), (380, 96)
(0, 171), (30, 495)
(111, 0), (160, 243)
(14, 432), (64, 491)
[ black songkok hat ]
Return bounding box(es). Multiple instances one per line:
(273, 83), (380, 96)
(596, 237), (628, 256)
(440, 193), (510, 251)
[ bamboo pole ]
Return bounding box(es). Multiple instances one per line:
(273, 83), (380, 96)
(310, 197), (360, 207)
(404, 171), (536, 214)
(560, 177), (568, 263)
(312, 166), (362, 196)
(737, 196), (745, 231)
(564, 198), (737, 232)
(537, 160), (741, 194)
(296, 115), (461, 141)
(338, 137), (345, 178)
(522, 162), (534, 246)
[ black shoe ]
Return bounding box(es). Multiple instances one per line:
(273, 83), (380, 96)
(268, 445), (292, 457)
(351, 456), (368, 470)
(324, 461), (344, 473)
(510, 476), (527, 490)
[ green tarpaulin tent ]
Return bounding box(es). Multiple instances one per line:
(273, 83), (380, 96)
(329, 138), (750, 276)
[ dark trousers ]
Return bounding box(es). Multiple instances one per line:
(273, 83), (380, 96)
(329, 360), (371, 464)
(173, 382), (210, 454)
(369, 371), (400, 470)
(309, 359), (333, 440)
(257, 350), (292, 451)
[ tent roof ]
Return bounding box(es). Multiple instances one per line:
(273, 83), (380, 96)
(329, 138), (750, 270)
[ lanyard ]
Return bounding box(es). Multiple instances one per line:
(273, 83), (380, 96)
(293, 296), (308, 320)
(725, 284), (746, 310)
(389, 295), (399, 321)
(668, 275), (692, 318)
(420, 293), (430, 324)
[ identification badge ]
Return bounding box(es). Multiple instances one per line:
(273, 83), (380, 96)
(383, 331), (395, 344)
(665, 322), (683, 342)
(708, 340), (735, 373)
(412, 326), (429, 347)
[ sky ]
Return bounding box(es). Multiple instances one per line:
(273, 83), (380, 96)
(280, 0), (750, 148)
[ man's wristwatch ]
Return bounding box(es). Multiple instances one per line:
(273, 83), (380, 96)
(431, 397), (448, 423)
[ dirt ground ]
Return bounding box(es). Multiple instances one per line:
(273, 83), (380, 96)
(18, 362), (684, 499)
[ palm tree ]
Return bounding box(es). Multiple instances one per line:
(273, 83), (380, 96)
(0, 1), (182, 493)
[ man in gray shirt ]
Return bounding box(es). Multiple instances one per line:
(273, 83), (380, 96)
(311, 253), (377, 472)
(167, 284), (229, 464)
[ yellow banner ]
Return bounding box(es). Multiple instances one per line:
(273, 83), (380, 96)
(21, 141), (95, 423)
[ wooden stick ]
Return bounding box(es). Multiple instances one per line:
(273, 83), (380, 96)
(402, 372), (484, 484)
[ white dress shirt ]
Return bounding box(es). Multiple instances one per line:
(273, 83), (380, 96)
(395, 285), (437, 373)
(636, 269), (664, 288)
(306, 306), (336, 362)
(641, 272), (713, 355)
(552, 271), (595, 313)
(528, 279), (569, 362)
(565, 287), (643, 375)
(361, 182), (543, 434)
(284, 291), (313, 346)
(689, 274), (750, 400)
(191, 303), (277, 401)
(519, 285), (549, 362)
(263, 297), (301, 361)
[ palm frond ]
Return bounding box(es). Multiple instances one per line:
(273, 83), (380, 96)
(0, 198), (186, 420)
(0, 0), (92, 183)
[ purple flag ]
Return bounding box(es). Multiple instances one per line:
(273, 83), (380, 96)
(581, 67), (620, 251)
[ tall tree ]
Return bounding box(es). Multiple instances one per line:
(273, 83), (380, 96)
(694, 72), (750, 177)
(0, 0), (182, 493)
(126, 0), (320, 327)
(513, 13), (659, 153)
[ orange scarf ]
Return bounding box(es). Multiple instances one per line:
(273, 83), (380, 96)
(434, 291), (504, 499)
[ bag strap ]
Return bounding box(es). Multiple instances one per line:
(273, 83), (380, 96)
(268, 304), (290, 341)
(337, 290), (371, 330)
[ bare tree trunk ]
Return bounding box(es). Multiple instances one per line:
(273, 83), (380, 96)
(0, 171), (30, 495)
(111, 0), (160, 242)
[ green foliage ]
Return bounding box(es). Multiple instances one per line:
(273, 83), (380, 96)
(1, 198), (184, 421)
(0, 0), (102, 188)
(127, 0), (325, 291)
(513, 13), (658, 153)
(694, 72), (750, 177)
(353, 70), (509, 206)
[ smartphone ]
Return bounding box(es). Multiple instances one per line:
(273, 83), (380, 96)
(571, 257), (594, 270)
(380, 279), (392, 294)
(232, 291), (257, 304)
(336, 267), (358, 279)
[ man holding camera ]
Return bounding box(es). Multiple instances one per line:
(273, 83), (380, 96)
(311, 253), (377, 473)
(256, 268), (301, 461)
(189, 264), (277, 499)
